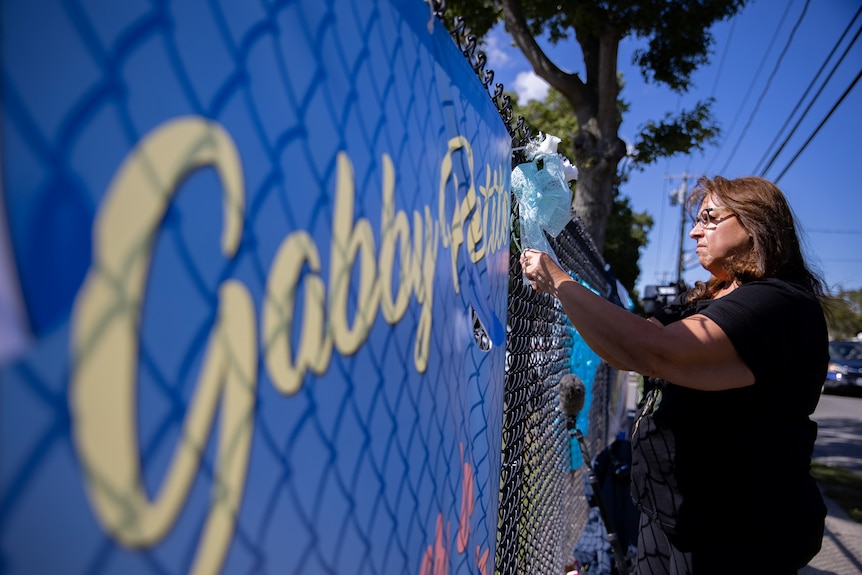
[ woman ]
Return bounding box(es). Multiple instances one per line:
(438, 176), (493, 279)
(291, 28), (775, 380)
(520, 176), (828, 574)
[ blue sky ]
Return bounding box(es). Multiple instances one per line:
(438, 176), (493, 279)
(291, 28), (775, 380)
(482, 0), (862, 295)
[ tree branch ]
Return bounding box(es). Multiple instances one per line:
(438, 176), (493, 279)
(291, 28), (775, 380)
(499, 0), (586, 107)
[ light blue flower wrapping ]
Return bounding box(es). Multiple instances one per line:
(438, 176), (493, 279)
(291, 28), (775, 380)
(511, 152), (573, 271)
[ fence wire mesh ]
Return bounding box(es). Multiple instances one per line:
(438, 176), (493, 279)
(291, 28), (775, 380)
(447, 7), (628, 564)
(495, 213), (619, 575)
(0, 1), (628, 573)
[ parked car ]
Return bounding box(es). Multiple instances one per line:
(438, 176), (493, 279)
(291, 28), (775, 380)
(823, 340), (862, 395)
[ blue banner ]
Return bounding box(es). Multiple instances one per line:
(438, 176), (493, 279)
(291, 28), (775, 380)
(0, 1), (511, 573)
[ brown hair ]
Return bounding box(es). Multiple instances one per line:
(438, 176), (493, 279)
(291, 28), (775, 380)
(684, 175), (827, 303)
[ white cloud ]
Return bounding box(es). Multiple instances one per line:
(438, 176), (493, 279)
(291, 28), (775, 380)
(482, 34), (511, 69)
(513, 71), (549, 103)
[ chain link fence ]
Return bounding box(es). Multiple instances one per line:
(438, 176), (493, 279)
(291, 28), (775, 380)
(0, 1), (630, 573)
(438, 8), (633, 572)
(496, 215), (624, 574)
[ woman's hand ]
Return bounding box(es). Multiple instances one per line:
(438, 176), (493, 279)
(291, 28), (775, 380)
(519, 248), (566, 294)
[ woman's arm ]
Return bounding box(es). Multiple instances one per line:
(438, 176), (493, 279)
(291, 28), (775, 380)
(520, 249), (754, 391)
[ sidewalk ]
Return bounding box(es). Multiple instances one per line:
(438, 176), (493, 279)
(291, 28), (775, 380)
(801, 396), (862, 575)
(800, 494), (862, 574)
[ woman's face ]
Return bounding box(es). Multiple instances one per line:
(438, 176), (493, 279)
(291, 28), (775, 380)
(689, 195), (753, 280)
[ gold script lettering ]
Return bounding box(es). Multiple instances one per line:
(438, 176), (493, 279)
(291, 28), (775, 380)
(379, 153), (415, 323)
(70, 117), (255, 575)
(330, 152), (381, 354)
(263, 231), (331, 395)
(264, 151), (444, 391)
(72, 118), (510, 574)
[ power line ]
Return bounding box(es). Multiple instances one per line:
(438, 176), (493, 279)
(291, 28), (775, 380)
(754, 6), (862, 177)
(773, 67), (862, 184)
(686, 17), (737, 179)
(808, 229), (862, 235)
(705, 0), (797, 175)
(709, 16), (738, 99)
(664, 173), (693, 285)
(719, 0), (811, 174)
(819, 258), (862, 263)
(652, 174), (671, 283)
(758, 21), (862, 177)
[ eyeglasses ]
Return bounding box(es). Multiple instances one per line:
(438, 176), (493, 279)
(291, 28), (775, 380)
(692, 207), (736, 229)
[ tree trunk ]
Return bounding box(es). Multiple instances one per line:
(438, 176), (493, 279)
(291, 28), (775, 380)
(500, 0), (627, 252)
(570, 128), (627, 252)
(572, 167), (611, 251)
(568, 24), (626, 253)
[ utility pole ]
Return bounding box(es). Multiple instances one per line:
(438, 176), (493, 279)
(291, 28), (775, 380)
(665, 173), (691, 286)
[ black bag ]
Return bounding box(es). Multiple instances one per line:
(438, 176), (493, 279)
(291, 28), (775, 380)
(574, 439), (640, 574)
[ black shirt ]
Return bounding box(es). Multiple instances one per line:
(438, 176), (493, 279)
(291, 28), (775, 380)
(630, 279), (828, 558)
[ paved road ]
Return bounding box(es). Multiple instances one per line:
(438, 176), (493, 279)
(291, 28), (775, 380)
(812, 393), (862, 475)
(801, 392), (862, 575)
